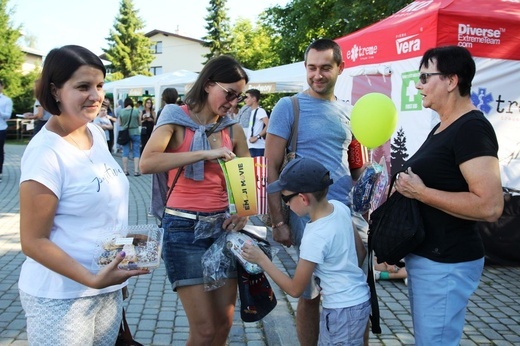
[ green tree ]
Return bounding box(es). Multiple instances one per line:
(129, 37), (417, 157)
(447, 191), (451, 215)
(263, 0), (414, 64)
(12, 69), (39, 115)
(202, 0), (231, 62)
(390, 127), (409, 174)
(0, 0), (24, 105)
(228, 18), (280, 70)
(103, 0), (154, 78)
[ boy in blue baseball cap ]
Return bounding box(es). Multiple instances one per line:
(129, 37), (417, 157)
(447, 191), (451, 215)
(242, 157), (370, 345)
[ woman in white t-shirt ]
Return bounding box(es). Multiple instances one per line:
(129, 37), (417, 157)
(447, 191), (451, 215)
(18, 45), (149, 346)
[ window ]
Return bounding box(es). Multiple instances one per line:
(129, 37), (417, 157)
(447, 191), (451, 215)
(151, 41), (163, 54)
(150, 66), (163, 75)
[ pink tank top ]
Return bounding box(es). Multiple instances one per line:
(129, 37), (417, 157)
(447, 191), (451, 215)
(166, 124), (233, 212)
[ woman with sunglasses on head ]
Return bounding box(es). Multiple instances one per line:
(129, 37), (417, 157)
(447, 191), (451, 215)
(394, 46), (503, 345)
(140, 55), (250, 345)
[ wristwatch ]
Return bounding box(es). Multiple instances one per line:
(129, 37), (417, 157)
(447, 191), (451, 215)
(257, 135), (262, 139)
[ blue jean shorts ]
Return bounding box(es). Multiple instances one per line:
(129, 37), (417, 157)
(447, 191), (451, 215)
(162, 212), (236, 291)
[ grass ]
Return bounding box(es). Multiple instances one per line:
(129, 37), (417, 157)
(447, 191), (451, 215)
(6, 138), (31, 145)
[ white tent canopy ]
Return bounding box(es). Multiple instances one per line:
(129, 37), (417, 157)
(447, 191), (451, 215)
(103, 71), (199, 109)
(103, 75), (155, 94)
(102, 62), (308, 109)
(149, 69), (199, 96)
(247, 61), (306, 93)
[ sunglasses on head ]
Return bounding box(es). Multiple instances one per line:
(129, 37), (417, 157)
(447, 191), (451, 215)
(214, 81), (246, 103)
(419, 72), (444, 84)
(281, 192), (300, 204)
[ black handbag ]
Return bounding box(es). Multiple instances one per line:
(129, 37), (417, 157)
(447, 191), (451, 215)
(236, 230), (277, 322)
(117, 109), (134, 145)
(117, 129), (130, 145)
(115, 308), (143, 346)
(368, 170), (425, 265)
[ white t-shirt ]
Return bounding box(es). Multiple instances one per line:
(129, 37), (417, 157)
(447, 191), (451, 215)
(245, 107), (268, 149)
(18, 122), (129, 299)
(300, 200), (370, 309)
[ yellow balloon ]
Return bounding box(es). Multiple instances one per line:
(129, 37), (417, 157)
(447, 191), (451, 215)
(351, 93), (398, 149)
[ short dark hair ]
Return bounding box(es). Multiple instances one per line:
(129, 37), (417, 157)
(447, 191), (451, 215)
(304, 39), (343, 66)
(309, 173), (331, 202)
(419, 46), (475, 97)
(184, 55), (248, 113)
(162, 87), (179, 104)
(246, 89), (261, 101)
(36, 45), (106, 115)
(124, 97), (134, 108)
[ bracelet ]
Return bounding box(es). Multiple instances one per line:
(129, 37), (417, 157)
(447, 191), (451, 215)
(272, 221), (285, 229)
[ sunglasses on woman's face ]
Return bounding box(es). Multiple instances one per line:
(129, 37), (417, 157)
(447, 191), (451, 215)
(214, 82), (246, 103)
(418, 72), (443, 84)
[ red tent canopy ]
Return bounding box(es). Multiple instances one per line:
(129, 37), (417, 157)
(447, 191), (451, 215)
(336, 0), (520, 67)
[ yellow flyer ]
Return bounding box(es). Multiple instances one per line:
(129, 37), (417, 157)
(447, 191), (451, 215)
(223, 158), (258, 216)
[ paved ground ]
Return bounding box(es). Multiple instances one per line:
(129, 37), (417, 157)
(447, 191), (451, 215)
(1, 142), (520, 345)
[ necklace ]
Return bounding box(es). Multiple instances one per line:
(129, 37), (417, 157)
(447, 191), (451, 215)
(57, 120), (94, 163)
(193, 113), (218, 142)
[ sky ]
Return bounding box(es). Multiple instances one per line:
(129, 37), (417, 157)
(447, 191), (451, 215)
(8, 0), (289, 56)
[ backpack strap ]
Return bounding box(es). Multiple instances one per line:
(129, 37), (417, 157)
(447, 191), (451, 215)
(250, 109), (259, 138)
(288, 95), (300, 153)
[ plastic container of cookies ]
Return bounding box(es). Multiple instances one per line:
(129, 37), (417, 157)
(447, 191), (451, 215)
(94, 224), (164, 270)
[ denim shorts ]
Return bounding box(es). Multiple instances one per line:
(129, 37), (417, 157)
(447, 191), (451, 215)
(122, 134), (140, 158)
(319, 299), (371, 346)
(162, 212), (236, 291)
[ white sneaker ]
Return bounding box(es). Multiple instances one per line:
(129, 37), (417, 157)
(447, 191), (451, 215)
(374, 270), (381, 280)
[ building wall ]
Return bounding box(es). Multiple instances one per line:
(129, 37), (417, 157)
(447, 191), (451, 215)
(149, 33), (209, 74)
(21, 51), (44, 74)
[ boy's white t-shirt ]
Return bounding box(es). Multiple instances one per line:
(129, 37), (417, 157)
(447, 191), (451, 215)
(300, 200), (370, 309)
(18, 122), (129, 299)
(245, 107), (268, 149)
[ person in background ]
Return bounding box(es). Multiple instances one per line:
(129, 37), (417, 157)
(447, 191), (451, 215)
(93, 105), (113, 148)
(136, 100), (144, 114)
(23, 80), (53, 136)
(0, 79), (13, 183)
(119, 97), (141, 176)
(244, 89), (268, 157)
(156, 87), (179, 122)
(395, 45), (503, 345)
(236, 103), (251, 131)
(265, 38), (365, 346)
(226, 104), (239, 119)
(373, 258), (408, 285)
(243, 157), (370, 346)
(113, 99), (124, 154)
(140, 98), (155, 154)
(18, 45), (149, 346)
(140, 55), (250, 345)
(102, 97), (117, 151)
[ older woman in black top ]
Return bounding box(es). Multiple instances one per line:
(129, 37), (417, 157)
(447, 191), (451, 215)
(395, 46), (503, 345)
